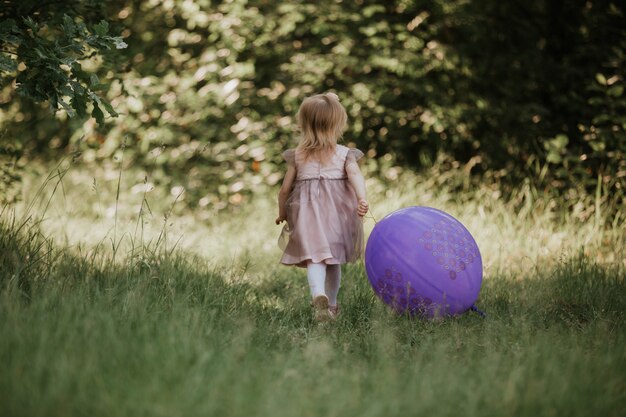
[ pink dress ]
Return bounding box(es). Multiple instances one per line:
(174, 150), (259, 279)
(279, 144), (365, 268)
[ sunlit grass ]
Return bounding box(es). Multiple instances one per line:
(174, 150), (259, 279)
(1, 157), (624, 417)
(13, 157), (625, 276)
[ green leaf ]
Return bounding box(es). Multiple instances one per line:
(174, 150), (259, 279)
(362, 5), (386, 18)
(589, 140), (606, 152)
(101, 99), (118, 117)
(61, 56), (76, 66)
(595, 73), (607, 86)
(587, 97), (604, 106)
(22, 17), (39, 33)
(543, 134), (569, 164)
(91, 102), (105, 125)
(0, 19), (20, 45)
(0, 33), (21, 45)
(62, 15), (76, 37)
(93, 21), (109, 37)
(88, 90), (102, 106)
(0, 54), (17, 73)
(546, 134), (568, 150)
(74, 20), (88, 37)
(71, 90), (87, 117)
(90, 74), (100, 88)
(70, 80), (85, 95)
(33, 47), (48, 60)
(546, 151), (562, 164)
(59, 85), (73, 97)
(592, 114), (611, 125)
(608, 85), (623, 97)
(58, 98), (76, 118)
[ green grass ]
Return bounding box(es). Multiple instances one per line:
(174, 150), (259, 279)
(1, 160), (625, 416)
(1, 240), (624, 417)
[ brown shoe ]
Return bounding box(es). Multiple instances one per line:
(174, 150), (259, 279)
(312, 295), (331, 322)
(328, 304), (340, 320)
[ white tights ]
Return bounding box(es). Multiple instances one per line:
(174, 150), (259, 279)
(306, 262), (341, 306)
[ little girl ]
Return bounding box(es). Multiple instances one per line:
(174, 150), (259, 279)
(276, 92), (369, 322)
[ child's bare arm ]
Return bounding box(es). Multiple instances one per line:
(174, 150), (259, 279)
(276, 165), (296, 224)
(346, 162), (369, 217)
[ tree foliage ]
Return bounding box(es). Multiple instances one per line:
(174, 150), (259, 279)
(0, 0), (127, 198)
(1, 0), (624, 213)
(0, 1), (127, 124)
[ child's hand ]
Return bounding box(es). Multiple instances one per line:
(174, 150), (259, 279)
(357, 199), (369, 217)
(275, 216), (286, 225)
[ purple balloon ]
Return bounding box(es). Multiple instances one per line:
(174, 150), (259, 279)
(365, 206), (483, 317)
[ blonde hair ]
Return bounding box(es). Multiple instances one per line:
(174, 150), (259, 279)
(296, 92), (348, 162)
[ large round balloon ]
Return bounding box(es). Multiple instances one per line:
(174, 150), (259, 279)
(365, 206), (482, 317)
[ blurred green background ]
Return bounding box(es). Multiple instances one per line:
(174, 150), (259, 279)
(1, 0), (625, 214)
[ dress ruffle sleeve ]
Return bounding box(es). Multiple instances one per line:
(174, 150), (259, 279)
(282, 149), (296, 166)
(345, 148), (364, 167)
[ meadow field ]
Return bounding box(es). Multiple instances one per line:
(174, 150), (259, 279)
(1, 158), (624, 417)
(2, 1), (625, 416)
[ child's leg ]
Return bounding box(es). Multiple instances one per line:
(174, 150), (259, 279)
(306, 261), (327, 298)
(325, 264), (341, 307)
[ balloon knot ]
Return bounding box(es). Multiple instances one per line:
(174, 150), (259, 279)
(470, 305), (486, 318)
